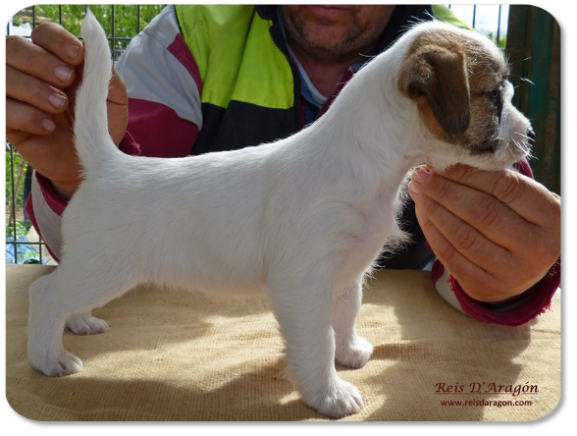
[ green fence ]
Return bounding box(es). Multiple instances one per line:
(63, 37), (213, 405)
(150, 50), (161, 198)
(507, 5), (561, 195)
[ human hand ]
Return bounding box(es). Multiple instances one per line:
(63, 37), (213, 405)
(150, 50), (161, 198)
(408, 164), (561, 303)
(6, 21), (128, 200)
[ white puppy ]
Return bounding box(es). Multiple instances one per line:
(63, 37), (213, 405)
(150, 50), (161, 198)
(28, 12), (532, 418)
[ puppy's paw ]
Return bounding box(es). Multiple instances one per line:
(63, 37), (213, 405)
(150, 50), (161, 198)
(308, 378), (364, 419)
(31, 350), (83, 377)
(66, 313), (110, 335)
(335, 336), (373, 369)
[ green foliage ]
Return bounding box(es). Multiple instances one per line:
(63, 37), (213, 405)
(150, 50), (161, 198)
(14, 4), (163, 38)
(5, 146), (28, 210)
(9, 221), (29, 240)
(6, 219), (40, 263)
(486, 31), (507, 49)
(12, 14), (23, 26)
(13, 4), (164, 58)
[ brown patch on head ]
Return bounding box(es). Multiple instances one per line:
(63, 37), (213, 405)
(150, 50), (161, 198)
(399, 38), (470, 139)
(398, 27), (509, 152)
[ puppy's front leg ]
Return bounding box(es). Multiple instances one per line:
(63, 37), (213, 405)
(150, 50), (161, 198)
(267, 271), (364, 419)
(332, 276), (373, 369)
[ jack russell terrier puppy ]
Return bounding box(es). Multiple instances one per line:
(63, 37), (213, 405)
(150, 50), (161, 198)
(28, 12), (532, 418)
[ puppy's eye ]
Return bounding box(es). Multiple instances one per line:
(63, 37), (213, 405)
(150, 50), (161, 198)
(488, 89), (501, 105)
(486, 88), (503, 119)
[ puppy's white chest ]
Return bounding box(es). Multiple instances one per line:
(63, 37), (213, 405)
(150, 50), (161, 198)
(336, 197), (399, 282)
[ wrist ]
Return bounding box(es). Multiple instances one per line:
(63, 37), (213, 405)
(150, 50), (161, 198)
(446, 260), (560, 326)
(477, 283), (540, 311)
(50, 180), (79, 201)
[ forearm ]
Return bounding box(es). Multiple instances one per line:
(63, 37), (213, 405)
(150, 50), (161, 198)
(432, 258), (560, 326)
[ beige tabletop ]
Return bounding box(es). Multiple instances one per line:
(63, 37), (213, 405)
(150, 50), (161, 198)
(6, 264), (561, 421)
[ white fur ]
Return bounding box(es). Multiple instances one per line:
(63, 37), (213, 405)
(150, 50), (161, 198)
(28, 13), (531, 418)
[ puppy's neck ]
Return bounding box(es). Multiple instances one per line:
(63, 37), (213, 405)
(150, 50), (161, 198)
(310, 51), (423, 191)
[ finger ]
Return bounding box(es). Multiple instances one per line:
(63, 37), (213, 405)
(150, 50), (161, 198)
(414, 204), (501, 296)
(409, 166), (537, 253)
(107, 67), (129, 145)
(6, 98), (56, 139)
(412, 189), (513, 274)
(435, 165), (558, 227)
(416, 202), (550, 301)
(6, 34), (78, 88)
(108, 67), (128, 105)
(30, 22), (84, 66)
(7, 65), (69, 114)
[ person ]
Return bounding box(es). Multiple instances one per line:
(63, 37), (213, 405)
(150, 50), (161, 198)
(6, 5), (560, 326)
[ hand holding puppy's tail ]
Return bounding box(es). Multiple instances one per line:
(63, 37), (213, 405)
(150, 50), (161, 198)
(74, 10), (119, 172)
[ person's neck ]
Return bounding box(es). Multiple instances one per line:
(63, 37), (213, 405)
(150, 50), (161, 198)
(287, 42), (371, 97)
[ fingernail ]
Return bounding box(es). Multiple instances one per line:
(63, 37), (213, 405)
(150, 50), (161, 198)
(54, 66), (73, 82)
(48, 93), (66, 109)
(66, 44), (81, 59)
(42, 118), (55, 132)
(413, 167), (432, 184)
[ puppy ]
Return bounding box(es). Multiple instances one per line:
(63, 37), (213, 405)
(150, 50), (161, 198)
(28, 12), (532, 419)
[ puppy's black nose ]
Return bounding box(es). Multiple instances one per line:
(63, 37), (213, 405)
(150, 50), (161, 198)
(527, 129), (536, 144)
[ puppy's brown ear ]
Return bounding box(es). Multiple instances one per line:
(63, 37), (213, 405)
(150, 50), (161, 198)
(399, 45), (471, 137)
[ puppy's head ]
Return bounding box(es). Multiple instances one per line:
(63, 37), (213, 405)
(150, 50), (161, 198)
(397, 22), (532, 170)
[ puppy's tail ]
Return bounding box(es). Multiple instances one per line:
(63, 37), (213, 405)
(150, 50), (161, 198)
(74, 10), (120, 172)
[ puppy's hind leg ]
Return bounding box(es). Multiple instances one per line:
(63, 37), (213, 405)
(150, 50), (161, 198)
(66, 312), (110, 335)
(332, 275), (373, 369)
(28, 262), (134, 376)
(267, 268), (364, 419)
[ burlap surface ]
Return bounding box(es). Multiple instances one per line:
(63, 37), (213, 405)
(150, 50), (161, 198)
(6, 264), (560, 421)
